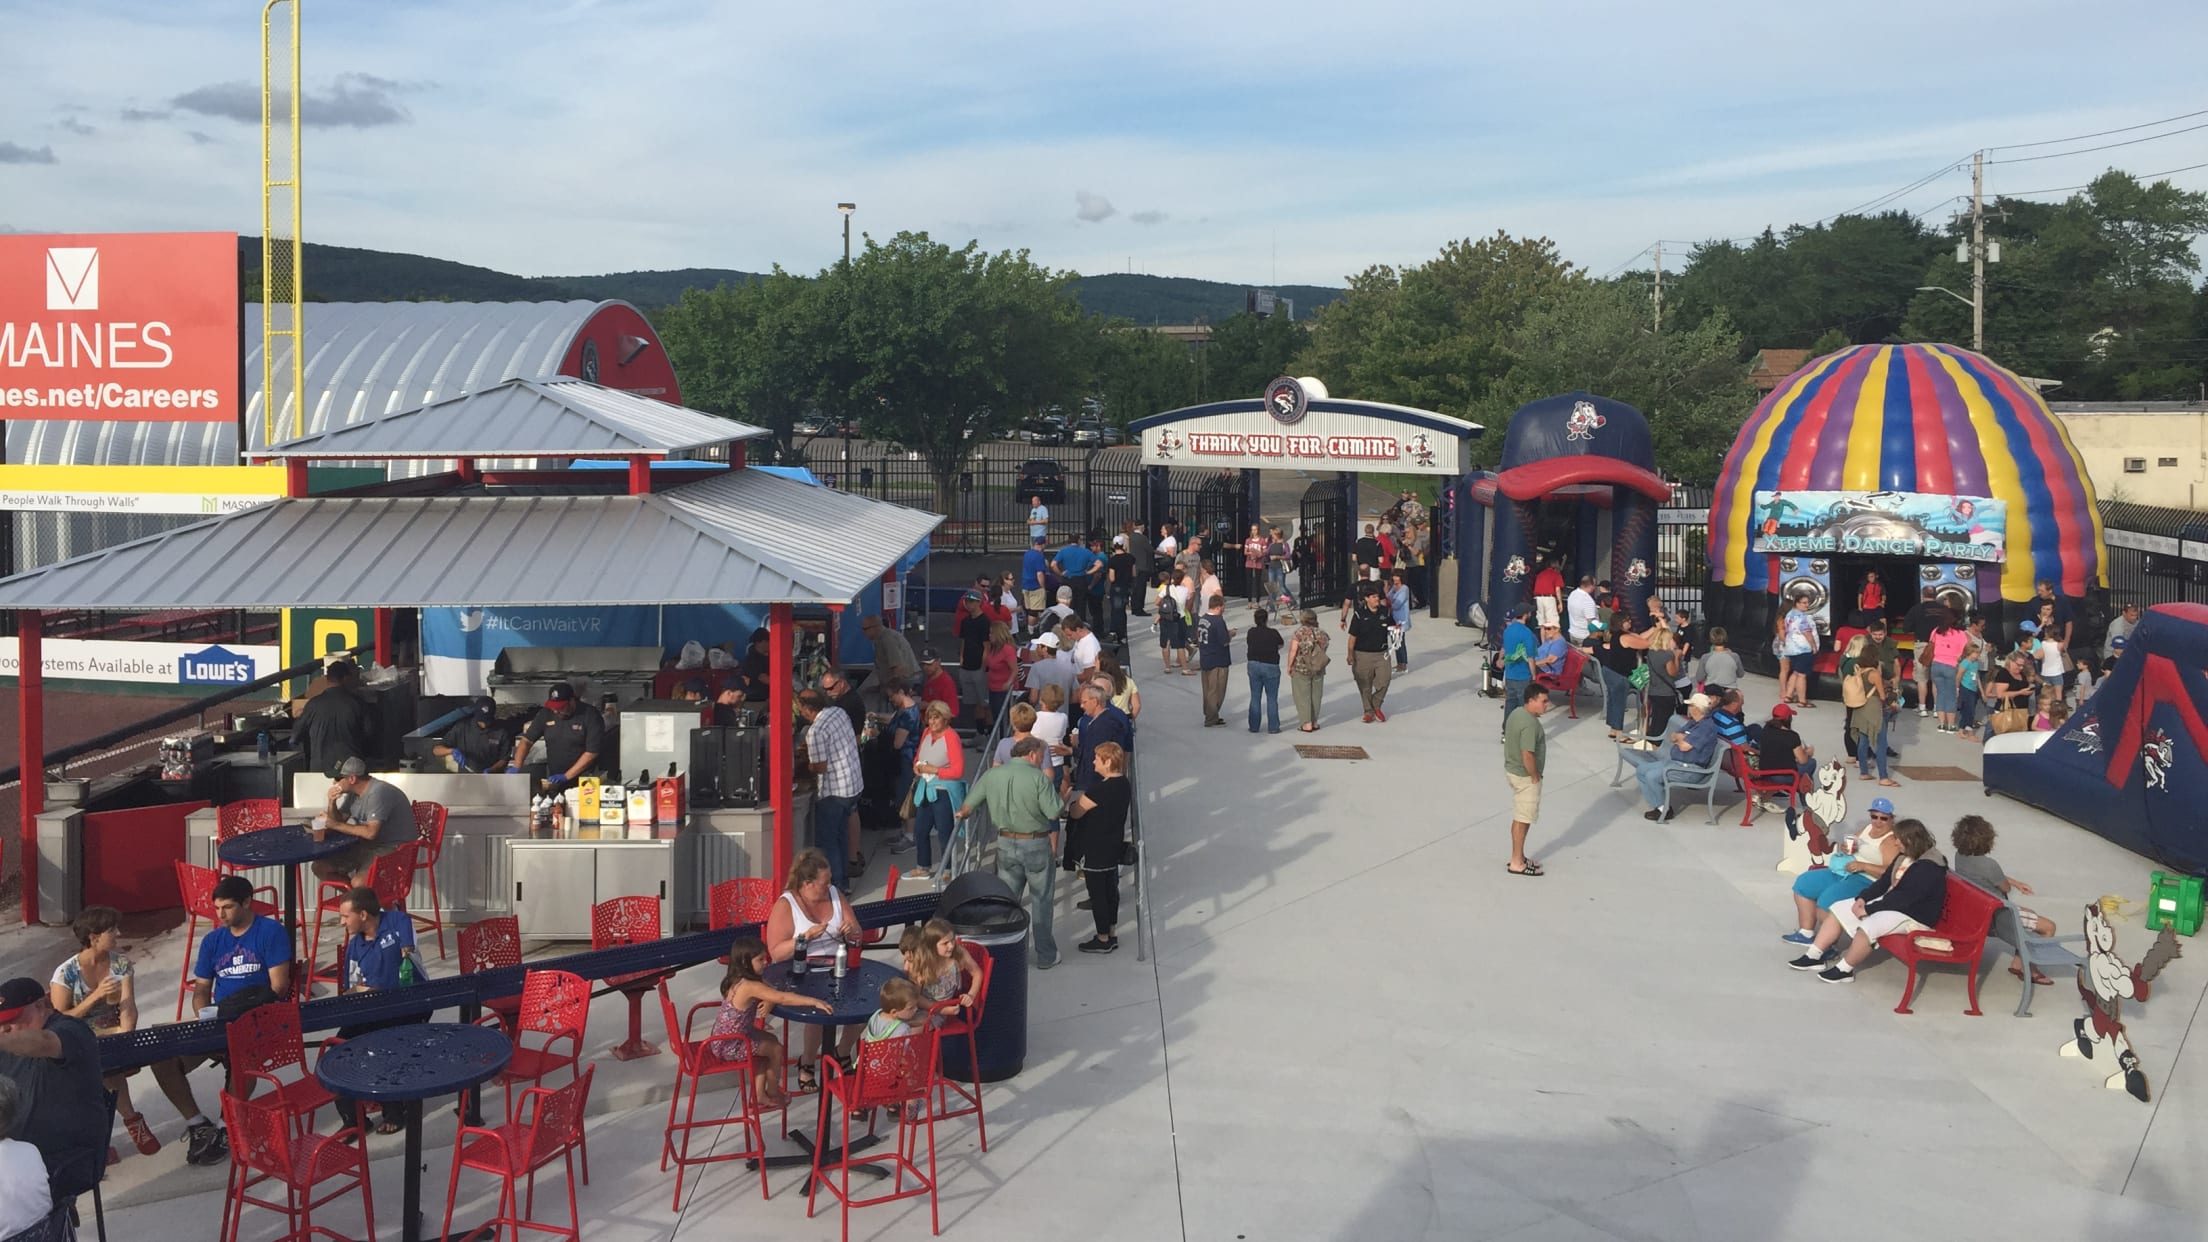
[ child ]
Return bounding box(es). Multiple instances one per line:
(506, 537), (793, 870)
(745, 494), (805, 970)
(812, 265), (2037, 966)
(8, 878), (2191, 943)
(1949, 816), (2056, 985)
(863, 978), (924, 1044)
(2031, 686), (2062, 731)
(710, 936), (831, 1107)
(899, 919), (980, 1026)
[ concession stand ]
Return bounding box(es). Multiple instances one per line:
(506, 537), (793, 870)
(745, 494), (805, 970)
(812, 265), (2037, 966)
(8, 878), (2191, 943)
(2, 378), (938, 931)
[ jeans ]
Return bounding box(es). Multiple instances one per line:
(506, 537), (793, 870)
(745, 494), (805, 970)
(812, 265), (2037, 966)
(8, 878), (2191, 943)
(1246, 662), (1281, 731)
(1200, 665), (1229, 723)
(1599, 665), (1634, 731)
(994, 835), (1058, 966)
(814, 793), (856, 889)
(1635, 756), (1681, 811)
(1394, 631), (1410, 670)
(1107, 587), (1130, 640)
(1957, 681), (1980, 730)
(1930, 661), (1958, 714)
(1266, 565), (1288, 603)
(1854, 711), (1892, 779)
(915, 793), (956, 870)
(1502, 677), (1529, 720)
(1290, 671), (1324, 726)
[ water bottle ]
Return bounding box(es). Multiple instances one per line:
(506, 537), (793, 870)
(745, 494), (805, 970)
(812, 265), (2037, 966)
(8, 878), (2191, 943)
(833, 942), (848, 980)
(792, 938), (809, 978)
(256, 731), (272, 762)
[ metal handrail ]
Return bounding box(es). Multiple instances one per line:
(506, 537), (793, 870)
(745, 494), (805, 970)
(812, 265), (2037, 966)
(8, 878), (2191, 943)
(942, 671), (1019, 880)
(0, 656), (325, 788)
(1129, 746), (1153, 962)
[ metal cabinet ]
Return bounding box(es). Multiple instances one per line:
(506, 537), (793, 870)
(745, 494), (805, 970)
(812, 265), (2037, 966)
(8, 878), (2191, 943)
(505, 838), (677, 943)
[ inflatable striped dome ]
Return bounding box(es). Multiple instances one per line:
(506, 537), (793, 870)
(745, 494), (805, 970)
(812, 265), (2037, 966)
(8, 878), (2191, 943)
(1710, 343), (2105, 602)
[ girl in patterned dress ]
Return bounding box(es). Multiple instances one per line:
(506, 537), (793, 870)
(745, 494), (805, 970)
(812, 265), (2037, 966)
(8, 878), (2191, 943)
(709, 936), (830, 1106)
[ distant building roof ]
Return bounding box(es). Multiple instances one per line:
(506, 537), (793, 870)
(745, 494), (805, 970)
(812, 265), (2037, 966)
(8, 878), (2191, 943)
(1154, 324), (1212, 347)
(2048, 401), (2208, 414)
(256, 378), (763, 460)
(1747, 349), (1813, 393)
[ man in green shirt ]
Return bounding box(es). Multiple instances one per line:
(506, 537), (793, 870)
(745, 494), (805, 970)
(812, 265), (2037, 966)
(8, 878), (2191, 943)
(1503, 685), (1551, 877)
(956, 737), (1066, 969)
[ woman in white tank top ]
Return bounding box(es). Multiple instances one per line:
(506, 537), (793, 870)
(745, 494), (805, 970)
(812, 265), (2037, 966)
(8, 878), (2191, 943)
(762, 849), (863, 1088)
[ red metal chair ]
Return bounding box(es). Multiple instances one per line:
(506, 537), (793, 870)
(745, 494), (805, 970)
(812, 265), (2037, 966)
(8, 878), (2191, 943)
(656, 979), (778, 1209)
(591, 895), (671, 1062)
(459, 916), (524, 1035)
(924, 939), (993, 1150)
(808, 1032), (940, 1239)
(1879, 874), (2004, 1015)
(172, 860), (279, 1019)
(1534, 645), (1590, 718)
(214, 800), (282, 876)
(305, 848), (417, 990)
(407, 801), (451, 960)
(479, 969), (590, 1183)
(224, 1000), (344, 1135)
(439, 1066), (594, 1242)
(1729, 743), (1807, 827)
(709, 878), (779, 965)
(219, 1089), (374, 1242)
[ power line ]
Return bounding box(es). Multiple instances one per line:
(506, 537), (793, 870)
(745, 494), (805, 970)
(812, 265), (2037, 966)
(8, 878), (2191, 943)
(1988, 107), (2208, 152)
(1991, 159), (2208, 199)
(1987, 119), (2208, 164)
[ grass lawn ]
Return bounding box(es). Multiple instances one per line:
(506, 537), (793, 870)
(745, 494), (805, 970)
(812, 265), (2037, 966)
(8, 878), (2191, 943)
(1364, 472), (1442, 505)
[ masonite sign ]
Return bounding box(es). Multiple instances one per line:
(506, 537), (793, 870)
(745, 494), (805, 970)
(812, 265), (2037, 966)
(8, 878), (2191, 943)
(1141, 404), (1462, 475)
(0, 464), (286, 515)
(1751, 489), (2007, 562)
(0, 637), (280, 686)
(0, 231), (240, 423)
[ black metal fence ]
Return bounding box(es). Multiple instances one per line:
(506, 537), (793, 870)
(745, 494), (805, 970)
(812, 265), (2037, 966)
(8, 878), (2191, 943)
(2101, 500), (2208, 608)
(798, 441), (1145, 554)
(1656, 482), (1714, 620)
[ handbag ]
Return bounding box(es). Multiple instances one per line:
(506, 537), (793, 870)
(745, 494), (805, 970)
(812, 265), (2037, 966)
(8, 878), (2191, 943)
(897, 779), (918, 821)
(1628, 662), (1650, 690)
(1119, 839), (1139, 867)
(1990, 707), (2030, 735)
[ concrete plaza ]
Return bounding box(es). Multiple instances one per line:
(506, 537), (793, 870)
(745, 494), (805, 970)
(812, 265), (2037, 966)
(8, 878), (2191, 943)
(74, 617), (2208, 1239)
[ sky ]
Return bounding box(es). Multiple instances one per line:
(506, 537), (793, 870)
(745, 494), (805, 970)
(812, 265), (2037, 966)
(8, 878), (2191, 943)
(4, 0), (2208, 288)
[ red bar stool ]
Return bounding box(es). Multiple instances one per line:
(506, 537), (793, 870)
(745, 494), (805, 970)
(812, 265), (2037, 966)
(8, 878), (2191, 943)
(407, 801), (451, 959)
(225, 1000), (343, 1136)
(590, 895), (671, 1061)
(218, 1090), (374, 1242)
(808, 1032), (940, 1240)
(439, 1067), (594, 1242)
(172, 860), (278, 1020)
(655, 979), (780, 1209)
(708, 878), (778, 965)
(925, 939), (995, 1151)
(478, 968), (590, 1184)
(459, 916), (524, 1035)
(214, 800), (282, 876)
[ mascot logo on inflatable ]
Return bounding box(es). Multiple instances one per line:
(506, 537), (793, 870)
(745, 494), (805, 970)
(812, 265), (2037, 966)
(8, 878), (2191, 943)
(2143, 729), (2175, 791)
(1565, 400), (1606, 441)
(2070, 717), (2103, 755)
(1503, 555), (1528, 582)
(1625, 557), (1650, 584)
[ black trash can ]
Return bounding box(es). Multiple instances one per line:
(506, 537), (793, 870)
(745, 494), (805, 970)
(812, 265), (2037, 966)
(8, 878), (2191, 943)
(937, 872), (1030, 1082)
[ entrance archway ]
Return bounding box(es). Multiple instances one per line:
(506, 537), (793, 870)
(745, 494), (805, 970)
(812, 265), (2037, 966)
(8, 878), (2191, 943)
(1129, 378), (1480, 608)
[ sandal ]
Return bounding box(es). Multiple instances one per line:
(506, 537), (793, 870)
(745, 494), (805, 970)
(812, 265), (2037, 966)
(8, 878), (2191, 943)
(1299, 724), (1316, 733)
(375, 1119), (405, 1136)
(2008, 962), (2055, 986)
(1506, 860), (1545, 877)
(1877, 779), (1901, 787)
(123, 1111), (161, 1156)
(796, 1065), (819, 1093)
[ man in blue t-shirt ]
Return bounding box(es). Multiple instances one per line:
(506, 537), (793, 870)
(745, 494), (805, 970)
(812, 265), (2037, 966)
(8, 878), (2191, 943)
(333, 887), (428, 1131)
(1019, 535), (1051, 625)
(1054, 539), (1098, 625)
(191, 875), (293, 1013)
(1499, 605), (1536, 724)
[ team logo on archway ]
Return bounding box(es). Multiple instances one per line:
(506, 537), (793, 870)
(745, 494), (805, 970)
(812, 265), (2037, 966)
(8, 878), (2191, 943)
(1566, 400), (1605, 440)
(1263, 376), (1309, 425)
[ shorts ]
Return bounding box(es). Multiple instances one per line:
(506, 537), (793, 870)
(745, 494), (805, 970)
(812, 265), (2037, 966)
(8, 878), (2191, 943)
(1831, 903), (1925, 942)
(1022, 589), (1046, 612)
(1505, 771), (1540, 823)
(326, 839), (407, 879)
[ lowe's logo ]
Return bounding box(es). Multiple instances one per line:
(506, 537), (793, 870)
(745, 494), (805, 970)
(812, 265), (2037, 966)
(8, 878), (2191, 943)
(178, 645), (256, 685)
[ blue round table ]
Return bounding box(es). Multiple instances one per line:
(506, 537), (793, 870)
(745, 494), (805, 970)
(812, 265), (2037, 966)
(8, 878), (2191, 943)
(219, 825), (357, 943)
(317, 1023), (512, 1242)
(761, 957), (908, 1183)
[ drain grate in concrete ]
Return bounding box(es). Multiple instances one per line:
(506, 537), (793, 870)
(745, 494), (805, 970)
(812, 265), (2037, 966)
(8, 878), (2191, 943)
(1295, 745), (1371, 760)
(1894, 765), (1977, 782)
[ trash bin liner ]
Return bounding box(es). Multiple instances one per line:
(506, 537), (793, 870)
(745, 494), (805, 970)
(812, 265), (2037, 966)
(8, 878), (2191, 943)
(938, 874), (1031, 1082)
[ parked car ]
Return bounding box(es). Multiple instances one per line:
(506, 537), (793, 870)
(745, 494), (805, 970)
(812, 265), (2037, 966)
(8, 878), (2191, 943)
(1016, 458), (1066, 505)
(1070, 418), (1103, 446)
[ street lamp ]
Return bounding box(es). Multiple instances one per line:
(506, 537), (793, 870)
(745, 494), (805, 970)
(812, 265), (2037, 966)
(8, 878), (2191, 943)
(1916, 285), (1973, 308)
(837, 202), (856, 268)
(1915, 285), (1980, 350)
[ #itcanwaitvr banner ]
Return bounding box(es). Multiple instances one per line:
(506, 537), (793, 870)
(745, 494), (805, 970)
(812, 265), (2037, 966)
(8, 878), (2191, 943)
(1751, 490), (2007, 563)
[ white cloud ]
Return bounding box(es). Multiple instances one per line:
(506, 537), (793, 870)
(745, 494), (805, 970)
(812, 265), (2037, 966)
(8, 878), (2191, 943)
(1074, 191), (1116, 223)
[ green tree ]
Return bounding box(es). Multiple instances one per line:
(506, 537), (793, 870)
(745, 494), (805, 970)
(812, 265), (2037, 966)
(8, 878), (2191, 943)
(1092, 324), (1199, 425)
(824, 232), (1090, 510)
(1669, 212), (1943, 351)
(654, 269), (824, 461)
(1202, 311), (1310, 400)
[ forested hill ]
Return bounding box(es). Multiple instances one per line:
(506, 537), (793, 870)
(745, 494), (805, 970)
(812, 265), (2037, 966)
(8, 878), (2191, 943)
(235, 237), (1340, 320)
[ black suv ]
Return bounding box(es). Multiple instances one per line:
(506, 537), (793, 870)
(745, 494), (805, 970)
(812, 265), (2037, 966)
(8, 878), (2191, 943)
(1015, 458), (1065, 504)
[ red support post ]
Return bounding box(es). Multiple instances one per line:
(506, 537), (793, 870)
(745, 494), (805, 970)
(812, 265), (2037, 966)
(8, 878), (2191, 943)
(372, 608), (393, 668)
(627, 456), (652, 495)
(456, 458), (481, 485)
(17, 611), (42, 925)
(729, 442), (746, 470)
(768, 603), (795, 883)
(283, 459), (309, 498)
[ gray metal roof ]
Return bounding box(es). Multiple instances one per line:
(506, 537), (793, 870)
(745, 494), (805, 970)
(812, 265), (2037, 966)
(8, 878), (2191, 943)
(4, 301), (613, 468)
(0, 469), (939, 610)
(255, 378), (765, 459)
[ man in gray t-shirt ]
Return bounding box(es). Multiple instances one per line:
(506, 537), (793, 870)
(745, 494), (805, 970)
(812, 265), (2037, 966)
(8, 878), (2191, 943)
(312, 757), (420, 884)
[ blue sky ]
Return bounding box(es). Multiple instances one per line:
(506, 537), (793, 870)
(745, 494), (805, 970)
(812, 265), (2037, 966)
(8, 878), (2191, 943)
(4, 0), (2207, 287)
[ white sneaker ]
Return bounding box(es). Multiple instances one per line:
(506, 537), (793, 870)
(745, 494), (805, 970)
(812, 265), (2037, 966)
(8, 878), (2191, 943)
(1918, 708), (1931, 717)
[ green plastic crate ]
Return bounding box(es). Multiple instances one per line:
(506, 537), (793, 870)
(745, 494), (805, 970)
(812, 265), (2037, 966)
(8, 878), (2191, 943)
(2146, 871), (2204, 937)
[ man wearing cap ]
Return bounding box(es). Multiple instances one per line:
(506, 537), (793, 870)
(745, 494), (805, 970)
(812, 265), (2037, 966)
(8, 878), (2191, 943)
(509, 681), (607, 790)
(1499, 604), (1537, 726)
(0, 977), (108, 1209)
(1626, 692), (1722, 822)
(861, 614), (917, 692)
(433, 696), (512, 773)
(312, 757), (420, 885)
(737, 626), (776, 703)
(957, 736), (1064, 969)
(1754, 702), (1815, 824)
(798, 690), (865, 892)
(1022, 634), (1078, 707)
(293, 657), (377, 777)
(919, 650), (961, 719)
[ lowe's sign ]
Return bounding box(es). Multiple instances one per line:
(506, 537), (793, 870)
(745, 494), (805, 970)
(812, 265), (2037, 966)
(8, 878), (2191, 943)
(177, 644), (259, 685)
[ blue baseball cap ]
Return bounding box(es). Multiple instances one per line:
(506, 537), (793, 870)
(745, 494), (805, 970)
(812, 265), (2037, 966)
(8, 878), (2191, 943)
(1868, 797), (1895, 815)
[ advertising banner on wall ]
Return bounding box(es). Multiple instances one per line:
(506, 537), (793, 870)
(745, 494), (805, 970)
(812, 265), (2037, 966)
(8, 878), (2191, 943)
(0, 231), (239, 423)
(1141, 395), (1466, 474)
(1750, 489), (2007, 562)
(0, 638), (280, 686)
(0, 464), (285, 515)
(420, 606), (661, 695)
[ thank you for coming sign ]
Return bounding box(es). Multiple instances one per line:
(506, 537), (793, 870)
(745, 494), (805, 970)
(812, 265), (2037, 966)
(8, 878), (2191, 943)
(1751, 489), (2007, 562)
(0, 231), (240, 422)
(1141, 399), (1465, 475)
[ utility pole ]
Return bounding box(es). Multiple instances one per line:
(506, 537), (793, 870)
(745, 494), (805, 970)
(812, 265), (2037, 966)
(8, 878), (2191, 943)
(1652, 241), (1664, 333)
(1970, 151), (1985, 352)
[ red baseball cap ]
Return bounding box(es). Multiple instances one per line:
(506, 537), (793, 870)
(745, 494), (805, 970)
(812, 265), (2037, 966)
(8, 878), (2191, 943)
(1770, 703), (1796, 721)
